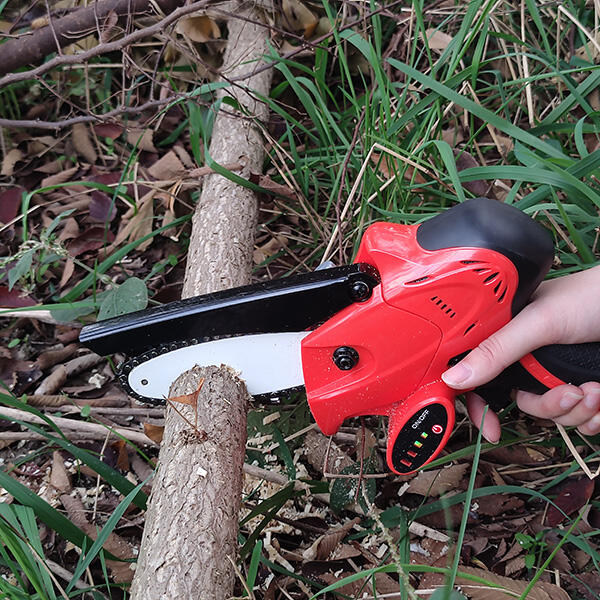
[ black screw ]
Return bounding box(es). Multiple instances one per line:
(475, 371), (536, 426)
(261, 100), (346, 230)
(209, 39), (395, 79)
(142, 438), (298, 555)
(349, 280), (371, 302)
(333, 346), (359, 370)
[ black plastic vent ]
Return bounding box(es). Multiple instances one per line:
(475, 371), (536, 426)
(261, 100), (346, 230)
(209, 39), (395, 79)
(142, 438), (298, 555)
(430, 296), (455, 318)
(464, 322), (477, 336)
(406, 276), (430, 285)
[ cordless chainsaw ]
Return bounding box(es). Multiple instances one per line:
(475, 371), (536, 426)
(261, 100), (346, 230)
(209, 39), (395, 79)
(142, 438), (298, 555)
(79, 198), (600, 475)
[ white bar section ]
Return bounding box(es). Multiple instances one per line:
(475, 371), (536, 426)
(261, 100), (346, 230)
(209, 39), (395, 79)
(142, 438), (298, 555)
(127, 332), (311, 400)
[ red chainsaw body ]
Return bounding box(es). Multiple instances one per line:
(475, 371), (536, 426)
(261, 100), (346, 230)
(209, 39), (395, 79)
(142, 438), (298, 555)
(301, 221), (519, 473)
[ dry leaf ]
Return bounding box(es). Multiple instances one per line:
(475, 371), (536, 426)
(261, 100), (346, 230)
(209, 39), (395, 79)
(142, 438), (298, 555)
(111, 440), (130, 471)
(50, 451), (71, 493)
(281, 0), (318, 36)
(304, 429), (353, 475)
(176, 15), (221, 42)
(456, 566), (570, 599)
(100, 9), (119, 44)
(546, 476), (594, 526)
(111, 191), (155, 252)
(94, 123), (123, 140)
(425, 28), (453, 52)
(60, 494), (135, 584)
(127, 128), (157, 153)
(1, 148), (24, 176)
(72, 123), (97, 164)
(148, 150), (186, 180)
(143, 423), (165, 444)
(304, 517), (360, 560)
(0, 187), (23, 224)
(409, 464), (469, 497)
(41, 166), (79, 188)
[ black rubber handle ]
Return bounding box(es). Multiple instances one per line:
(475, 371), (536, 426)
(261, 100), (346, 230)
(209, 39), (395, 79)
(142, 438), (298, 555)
(531, 343), (600, 390)
(476, 343), (600, 411)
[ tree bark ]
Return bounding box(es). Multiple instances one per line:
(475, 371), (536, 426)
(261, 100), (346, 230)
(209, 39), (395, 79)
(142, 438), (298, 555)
(130, 2), (273, 598)
(0, 0), (187, 77)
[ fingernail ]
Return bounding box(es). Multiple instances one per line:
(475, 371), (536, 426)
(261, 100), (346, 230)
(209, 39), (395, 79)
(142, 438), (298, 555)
(442, 363), (472, 388)
(587, 413), (600, 433)
(584, 388), (600, 409)
(485, 432), (500, 445)
(560, 391), (584, 410)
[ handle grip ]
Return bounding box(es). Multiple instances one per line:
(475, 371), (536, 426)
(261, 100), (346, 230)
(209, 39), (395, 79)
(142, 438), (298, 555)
(477, 342), (600, 411)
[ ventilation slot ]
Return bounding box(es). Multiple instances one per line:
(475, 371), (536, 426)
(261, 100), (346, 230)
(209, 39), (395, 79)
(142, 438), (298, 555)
(406, 276), (430, 285)
(460, 260), (482, 265)
(430, 296), (455, 318)
(484, 272), (499, 283)
(464, 322), (477, 336)
(497, 287), (507, 303)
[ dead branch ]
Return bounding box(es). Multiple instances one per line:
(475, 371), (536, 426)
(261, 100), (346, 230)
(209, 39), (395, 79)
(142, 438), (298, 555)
(130, 1), (273, 596)
(0, 406), (157, 446)
(0, 0), (213, 87)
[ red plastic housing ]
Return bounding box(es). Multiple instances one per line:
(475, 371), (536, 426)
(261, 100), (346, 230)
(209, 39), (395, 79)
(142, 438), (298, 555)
(301, 221), (519, 474)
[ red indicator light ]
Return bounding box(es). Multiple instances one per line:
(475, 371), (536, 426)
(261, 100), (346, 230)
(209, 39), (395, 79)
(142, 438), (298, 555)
(432, 424), (443, 435)
(400, 459), (412, 467)
(407, 450), (417, 458)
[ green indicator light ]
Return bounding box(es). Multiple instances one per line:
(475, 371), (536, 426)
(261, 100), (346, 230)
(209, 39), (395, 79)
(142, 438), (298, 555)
(414, 441), (423, 448)
(421, 432), (428, 439)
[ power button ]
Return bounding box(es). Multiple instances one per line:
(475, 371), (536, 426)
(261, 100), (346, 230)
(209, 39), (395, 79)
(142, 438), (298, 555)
(432, 424), (444, 435)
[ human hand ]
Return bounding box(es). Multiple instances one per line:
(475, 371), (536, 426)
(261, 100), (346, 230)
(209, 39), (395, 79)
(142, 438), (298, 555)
(441, 265), (600, 443)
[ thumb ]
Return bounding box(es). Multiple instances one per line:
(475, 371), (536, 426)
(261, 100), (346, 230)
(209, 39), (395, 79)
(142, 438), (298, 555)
(441, 308), (548, 390)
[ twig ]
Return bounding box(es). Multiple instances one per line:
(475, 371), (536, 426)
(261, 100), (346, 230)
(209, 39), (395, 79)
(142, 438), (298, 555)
(0, 406), (157, 446)
(0, 0), (214, 88)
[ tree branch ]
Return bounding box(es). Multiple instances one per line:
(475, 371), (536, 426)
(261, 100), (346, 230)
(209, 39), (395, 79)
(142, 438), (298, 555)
(0, 0), (214, 87)
(129, 1), (273, 596)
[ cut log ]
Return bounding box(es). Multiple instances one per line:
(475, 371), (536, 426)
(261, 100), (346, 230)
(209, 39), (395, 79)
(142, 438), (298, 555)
(130, 2), (273, 597)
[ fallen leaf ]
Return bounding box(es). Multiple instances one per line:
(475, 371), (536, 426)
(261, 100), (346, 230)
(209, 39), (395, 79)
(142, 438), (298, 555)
(89, 190), (117, 223)
(176, 15), (221, 42)
(0, 286), (36, 308)
(408, 464), (469, 497)
(425, 28), (453, 52)
(546, 476), (594, 526)
(1, 148), (24, 176)
(67, 226), (115, 256)
(454, 149), (491, 197)
(110, 191), (154, 252)
(72, 123), (97, 164)
(477, 494), (524, 517)
(303, 517), (360, 560)
(111, 440), (130, 471)
(456, 566), (570, 599)
(143, 423), (165, 444)
(99, 9), (119, 43)
(281, 0), (318, 36)
(127, 128), (157, 153)
(60, 494), (135, 583)
(0, 187), (24, 224)
(41, 165), (79, 188)
(147, 150), (186, 180)
(93, 123), (123, 140)
(50, 451), (71, 493)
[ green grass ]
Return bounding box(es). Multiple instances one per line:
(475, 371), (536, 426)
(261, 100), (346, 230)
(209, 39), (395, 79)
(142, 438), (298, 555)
(2, 0), (600, 597)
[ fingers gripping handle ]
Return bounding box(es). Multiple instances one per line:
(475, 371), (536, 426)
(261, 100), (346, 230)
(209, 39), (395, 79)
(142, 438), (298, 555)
(479, 342), (600, 408)
(526, 342), (600, 390)
(386, 383), (456, 475)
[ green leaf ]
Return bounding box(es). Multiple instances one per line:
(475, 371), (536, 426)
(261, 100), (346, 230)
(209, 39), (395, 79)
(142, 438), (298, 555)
(524, 553), (535, 569)
(98, 277), (148, 320)
(429, 590), (467, 600)
(330, 456), (377, 513)
(80, 404), (91, 418)
(8, 250), (35, 291)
